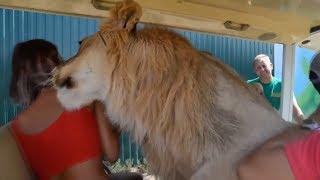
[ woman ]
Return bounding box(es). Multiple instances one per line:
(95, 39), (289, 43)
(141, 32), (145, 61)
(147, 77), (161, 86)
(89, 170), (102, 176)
(3, 39), (119, 179)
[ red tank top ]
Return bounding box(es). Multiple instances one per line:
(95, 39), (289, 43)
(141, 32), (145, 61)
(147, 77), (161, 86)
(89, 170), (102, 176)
(11, 108), (102, 180)
(284, 131), (320, 180)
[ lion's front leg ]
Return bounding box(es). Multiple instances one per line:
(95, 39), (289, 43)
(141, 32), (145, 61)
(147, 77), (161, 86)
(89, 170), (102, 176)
(190, 159), (238, 180)
(142, 141), (186, 180)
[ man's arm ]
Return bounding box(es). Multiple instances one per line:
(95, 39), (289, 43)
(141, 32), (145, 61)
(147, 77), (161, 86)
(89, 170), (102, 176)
(292, 94), (304, 125)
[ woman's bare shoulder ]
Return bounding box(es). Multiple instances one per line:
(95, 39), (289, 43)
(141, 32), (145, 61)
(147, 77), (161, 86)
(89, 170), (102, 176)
(15, 88), (65, 134)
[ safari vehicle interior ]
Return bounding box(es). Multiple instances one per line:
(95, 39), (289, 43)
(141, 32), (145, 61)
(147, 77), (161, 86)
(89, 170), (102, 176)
(0, 0), (319, 122)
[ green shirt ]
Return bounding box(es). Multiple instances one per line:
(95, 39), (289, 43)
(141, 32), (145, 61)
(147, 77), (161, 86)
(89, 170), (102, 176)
(247, 77), (282, 110)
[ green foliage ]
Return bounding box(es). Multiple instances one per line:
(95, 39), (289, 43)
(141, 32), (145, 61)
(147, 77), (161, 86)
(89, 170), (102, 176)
(109, 158), (151, 174)
(297, 83), (320, 116)
(300, 57), (310, 75)
(296, 56), (320, 116)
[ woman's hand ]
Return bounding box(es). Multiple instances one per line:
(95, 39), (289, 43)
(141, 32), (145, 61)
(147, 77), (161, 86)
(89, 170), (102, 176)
(93, 101), (120, 163)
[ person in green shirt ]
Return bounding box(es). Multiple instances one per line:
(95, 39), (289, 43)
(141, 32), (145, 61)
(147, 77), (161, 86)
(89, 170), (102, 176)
(247, 54), (304, 124)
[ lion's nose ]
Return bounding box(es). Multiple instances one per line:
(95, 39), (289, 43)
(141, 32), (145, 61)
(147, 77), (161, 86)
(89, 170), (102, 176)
(52, 65), (75, 89)
(60, 76), (75, 89)
(53, 71), (74, 89)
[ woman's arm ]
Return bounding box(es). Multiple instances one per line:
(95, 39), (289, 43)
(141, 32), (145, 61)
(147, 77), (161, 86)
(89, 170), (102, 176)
(93, 101), (120, 163)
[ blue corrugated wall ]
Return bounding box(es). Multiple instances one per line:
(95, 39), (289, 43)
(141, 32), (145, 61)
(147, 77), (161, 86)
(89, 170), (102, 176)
(174, 29), (273, 79)
(0, 8), (273, 163)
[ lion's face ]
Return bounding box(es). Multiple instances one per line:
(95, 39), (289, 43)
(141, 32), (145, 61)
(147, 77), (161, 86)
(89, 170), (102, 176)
(52, 0), (141, 110)
(53, 35), (110, 110)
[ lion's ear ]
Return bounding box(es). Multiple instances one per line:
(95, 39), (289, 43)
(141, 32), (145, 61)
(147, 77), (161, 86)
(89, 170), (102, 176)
(103, 0), (142, 32)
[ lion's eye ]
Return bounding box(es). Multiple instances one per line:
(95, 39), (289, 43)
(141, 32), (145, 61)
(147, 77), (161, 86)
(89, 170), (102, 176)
(78, 40), (83, 45)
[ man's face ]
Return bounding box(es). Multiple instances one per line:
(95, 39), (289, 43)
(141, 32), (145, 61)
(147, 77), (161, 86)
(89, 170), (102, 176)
(254, 59), (273, 79)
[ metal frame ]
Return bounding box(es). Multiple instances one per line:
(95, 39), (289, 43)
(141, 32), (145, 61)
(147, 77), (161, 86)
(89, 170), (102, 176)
(281, 31), (320, 122)
(280, 45), (296, 122)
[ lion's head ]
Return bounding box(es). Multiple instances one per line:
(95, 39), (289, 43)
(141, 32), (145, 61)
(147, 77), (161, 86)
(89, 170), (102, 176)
(52, 0), (142, 110)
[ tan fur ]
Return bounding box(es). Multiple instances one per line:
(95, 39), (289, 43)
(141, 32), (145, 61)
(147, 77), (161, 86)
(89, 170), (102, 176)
(53, 1), (291, 179)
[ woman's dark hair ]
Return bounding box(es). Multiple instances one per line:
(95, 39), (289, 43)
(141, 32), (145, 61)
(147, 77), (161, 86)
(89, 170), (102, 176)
(9, 39), (63, 105)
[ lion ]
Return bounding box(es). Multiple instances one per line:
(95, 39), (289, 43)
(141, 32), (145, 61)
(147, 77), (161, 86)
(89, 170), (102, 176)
(52, 0), (291, 179)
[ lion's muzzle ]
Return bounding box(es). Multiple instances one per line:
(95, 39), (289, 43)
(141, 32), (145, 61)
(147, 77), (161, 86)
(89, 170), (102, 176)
(52, 67), (76, 89)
